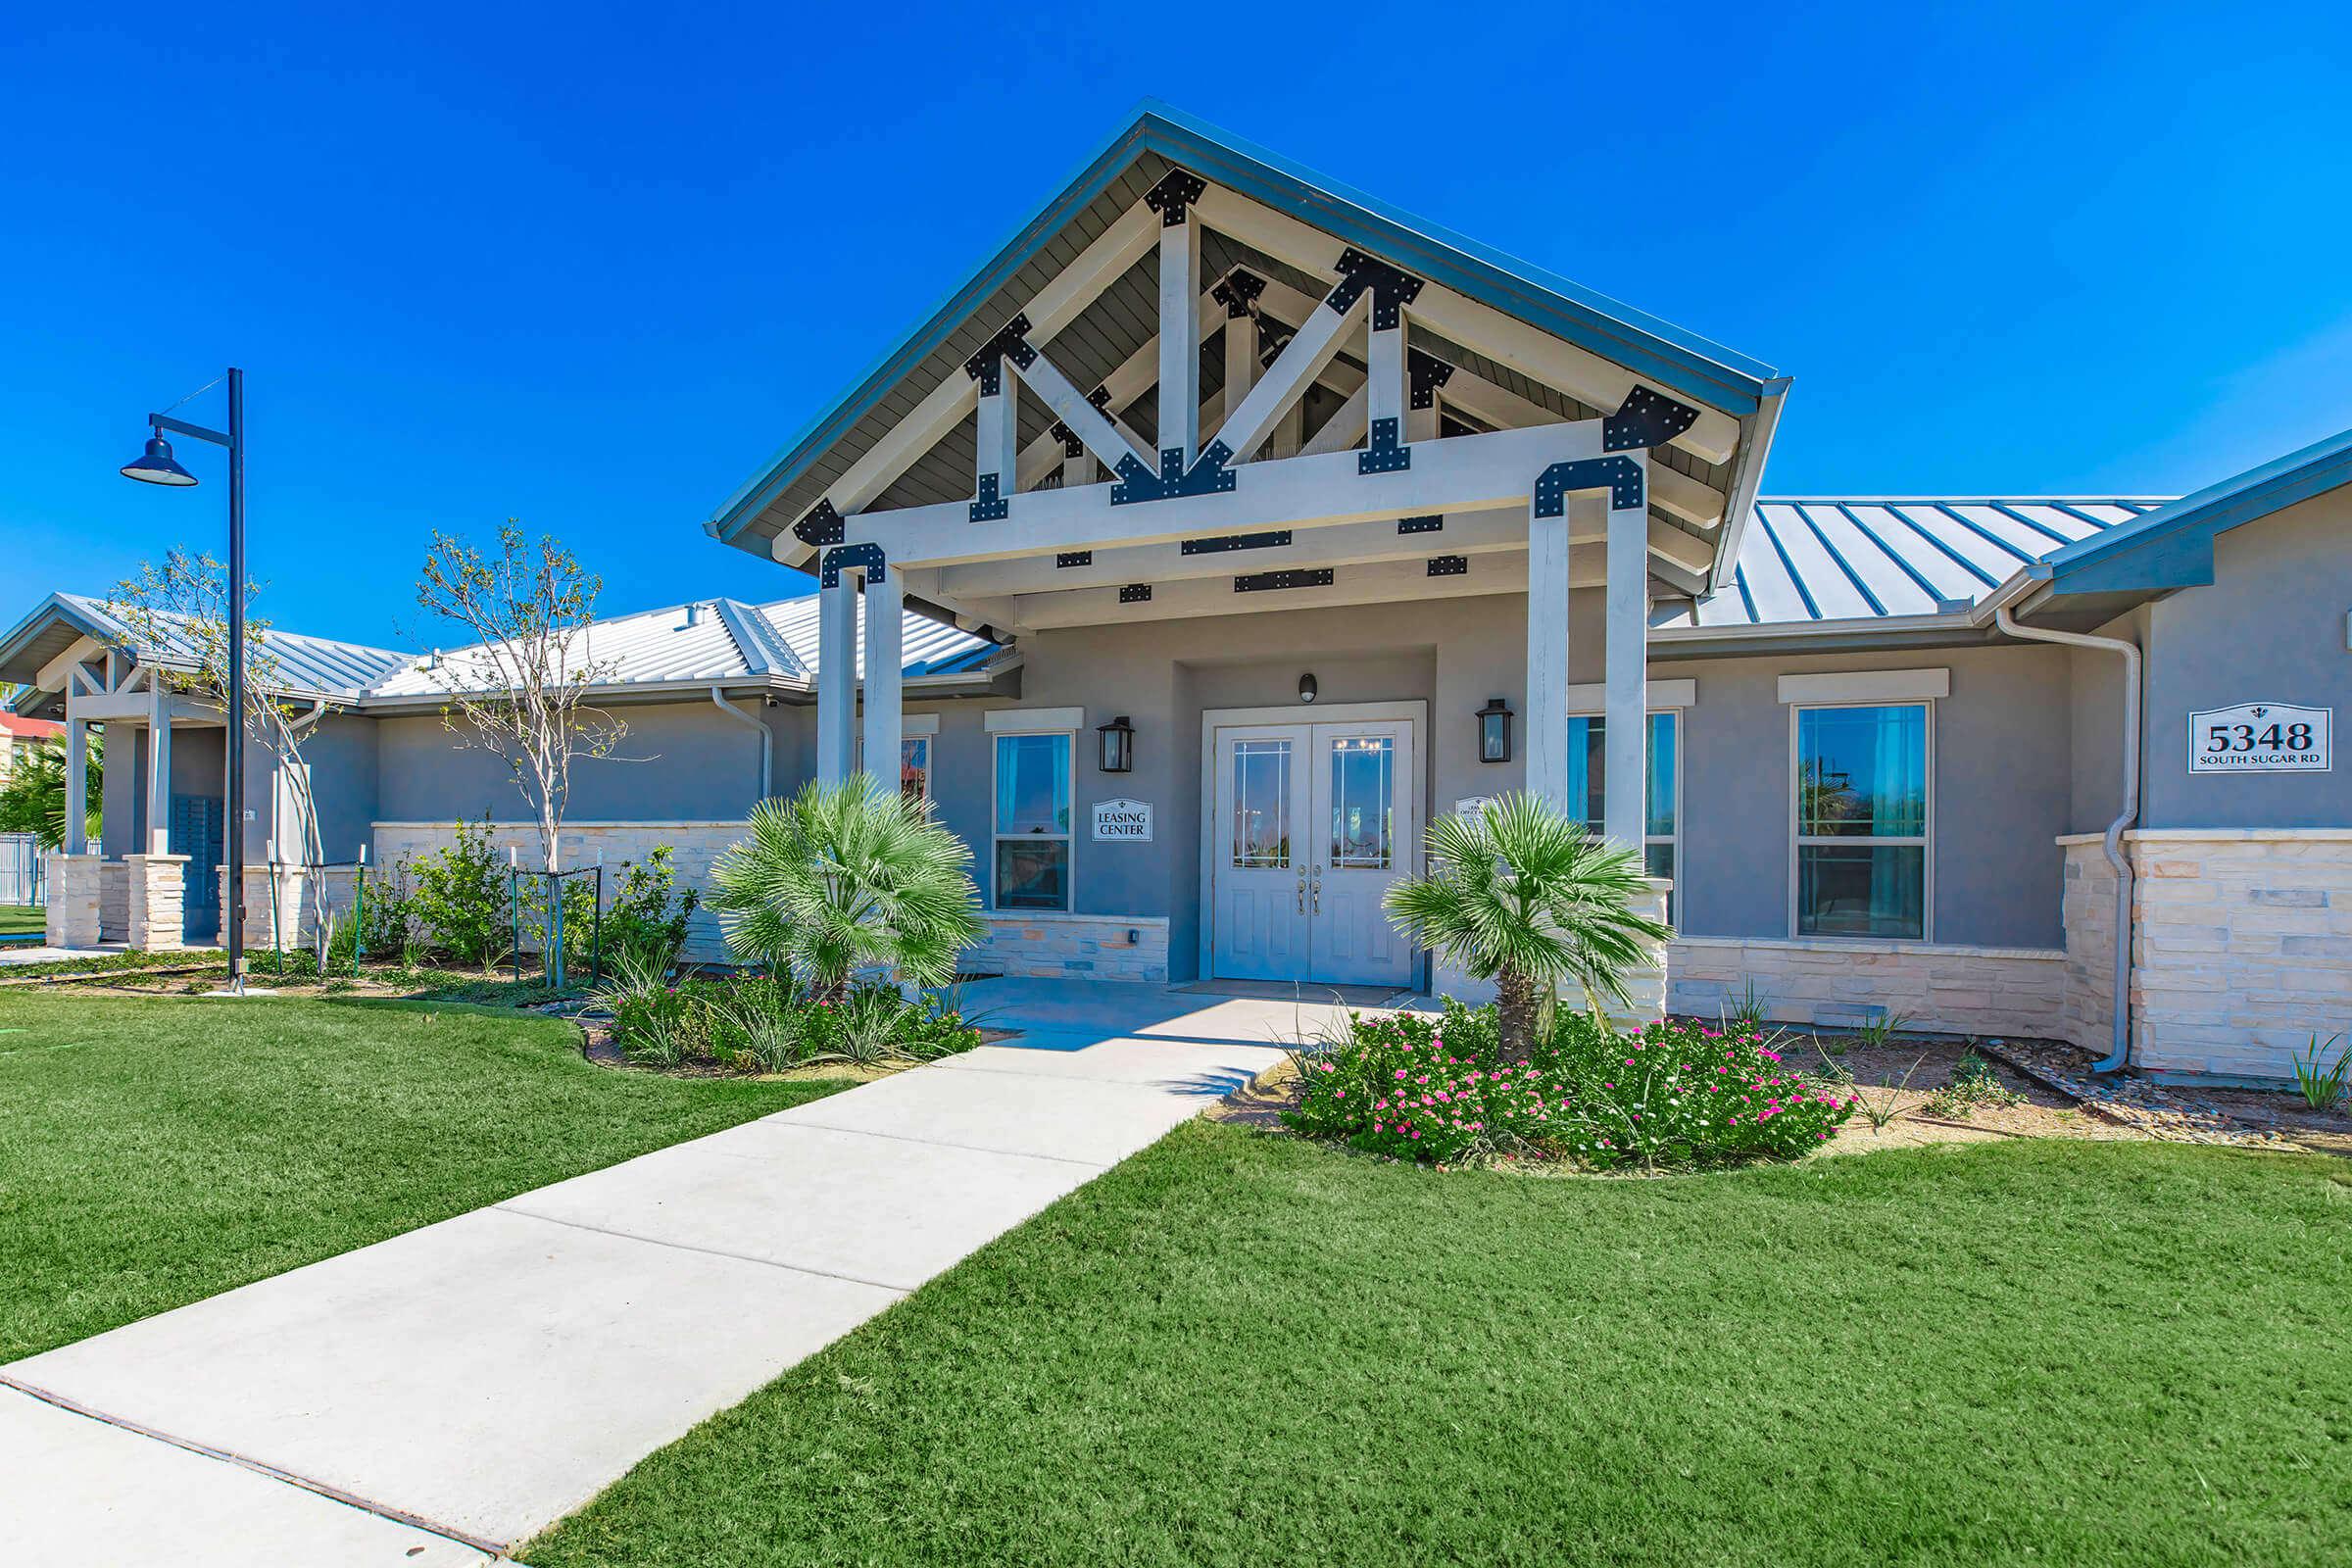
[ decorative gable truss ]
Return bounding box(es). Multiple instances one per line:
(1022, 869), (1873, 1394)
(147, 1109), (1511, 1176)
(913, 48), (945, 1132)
(785, 167), (1742, 634)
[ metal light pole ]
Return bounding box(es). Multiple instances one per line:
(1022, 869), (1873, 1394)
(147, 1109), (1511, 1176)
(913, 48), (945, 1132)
(121, 368), (249, 993)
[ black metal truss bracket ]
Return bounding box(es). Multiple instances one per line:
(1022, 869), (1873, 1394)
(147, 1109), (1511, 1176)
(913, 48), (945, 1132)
(1601, 385), (1701, 453)
(1056, 551), (1093, 568)
(1358, 416), (1411, 475)
(1235, 568), (1335, 593)
(1408, 349), (1455, 411)
(1118, 583), (1153, 604)
(1110, 440), (1238, 506)
(792, 499), (845, 548)
(1049, 420), (1084, 459)
(1211, 268), (1264, 318)
(1396, 514), (1444, 535)
(970, 472), (1008, 523)
(1325, 248), (1426, 329)
(1532, 455), (1645, 516)
(1427, 555), (1468, 577)
(962, 314), (1039, 396)
(819, 542), (885, 588)
(1146, 169), (1207, 226)
(1181, 529), (1291, 556)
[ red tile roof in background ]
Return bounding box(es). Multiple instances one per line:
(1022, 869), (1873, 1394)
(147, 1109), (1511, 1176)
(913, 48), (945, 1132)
(0, 712), (64, 741)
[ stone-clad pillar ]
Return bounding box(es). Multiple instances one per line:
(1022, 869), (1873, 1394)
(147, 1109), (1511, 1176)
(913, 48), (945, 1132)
(124, 854), (188, 951)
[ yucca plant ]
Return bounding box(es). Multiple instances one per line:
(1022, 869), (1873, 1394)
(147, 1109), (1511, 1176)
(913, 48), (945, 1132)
(1383, 791), (1673, 1062)
(710, 778), (982, 1002)
(2290, 1032), (2349, 1112)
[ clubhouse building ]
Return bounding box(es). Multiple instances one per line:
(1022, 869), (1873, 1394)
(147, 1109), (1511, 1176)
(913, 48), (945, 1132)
(7, 106), (2346, 1084)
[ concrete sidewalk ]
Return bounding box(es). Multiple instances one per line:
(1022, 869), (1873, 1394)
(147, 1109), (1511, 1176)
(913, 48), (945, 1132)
(0, 981), (1317, 1562)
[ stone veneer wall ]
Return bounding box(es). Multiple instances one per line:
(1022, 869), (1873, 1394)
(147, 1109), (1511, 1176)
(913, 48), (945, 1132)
(1668, 935), (2066, 1039)
(965, 913), (1170, 983)
(370, 821), (745, 963)
(43, 854), (104, 948)
(98, 859), (127, 944)
(2064, 830), (2352, 1081)
(123, 855), (187, 951)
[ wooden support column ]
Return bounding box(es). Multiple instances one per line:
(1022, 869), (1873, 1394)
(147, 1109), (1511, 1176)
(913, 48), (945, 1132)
(1366, 309), (1406, 446)
(1156, 193), (1201, 468)
(65, 714), (89, 855)
(1603, 456), (1650, 855)
(975, 362), (1018, 517)
(1525, 504), (1573, 813)
(816, 571), (858, 785)
(860, 567), (903, 797)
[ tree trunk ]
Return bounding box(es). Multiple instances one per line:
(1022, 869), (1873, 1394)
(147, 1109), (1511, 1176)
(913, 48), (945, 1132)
(1495, 966), (1540, 1065)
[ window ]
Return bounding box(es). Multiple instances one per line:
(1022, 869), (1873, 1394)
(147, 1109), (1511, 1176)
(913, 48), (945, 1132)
(1565, 711), (1678, 917)
(1793, 703), (1929, 940)
(858, 731), (933, 803)
(1230, 739), (1292, 868)
(1327, 736), (1395, 868)
(993, 731), (1072, 910)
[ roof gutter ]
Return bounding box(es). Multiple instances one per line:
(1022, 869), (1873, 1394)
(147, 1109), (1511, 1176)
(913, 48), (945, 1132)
(708, 686), (771, 800)
(1995, 605), (2138, 1073)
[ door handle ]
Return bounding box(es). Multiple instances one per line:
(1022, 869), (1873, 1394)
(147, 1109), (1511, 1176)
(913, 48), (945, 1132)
(1296, 876), (1306, 913)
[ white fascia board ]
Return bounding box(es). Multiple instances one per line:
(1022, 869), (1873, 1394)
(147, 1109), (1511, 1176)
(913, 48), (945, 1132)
(1566, 678), (1695, 711)
(850, 417), (1604, 568)
(985, 706), (1084, 733)
(1776, 668), (1950, 705)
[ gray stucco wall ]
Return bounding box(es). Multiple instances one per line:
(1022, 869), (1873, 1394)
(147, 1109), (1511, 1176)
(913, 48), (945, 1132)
(890, 594), (2080, 973)
(300, 713), (378, 862)
(373, 698), (768, 823)
(2138, 491), (2350, 829)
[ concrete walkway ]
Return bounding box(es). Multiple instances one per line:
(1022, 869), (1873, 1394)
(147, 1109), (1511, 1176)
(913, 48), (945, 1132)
(0, 979), (1362, 1563)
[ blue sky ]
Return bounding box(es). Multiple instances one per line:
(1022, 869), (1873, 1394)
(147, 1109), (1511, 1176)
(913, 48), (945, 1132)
(5, 2), (2348, 650)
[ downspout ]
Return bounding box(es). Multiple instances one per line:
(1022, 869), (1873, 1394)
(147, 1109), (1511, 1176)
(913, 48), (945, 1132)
(1994, 606), (2138, 1072)
(710, 686), (771, 802)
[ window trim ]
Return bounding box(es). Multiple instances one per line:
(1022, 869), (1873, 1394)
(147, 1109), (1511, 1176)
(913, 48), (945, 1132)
(990, 726), (1076, 913)
(1786, 699), (1935, 943)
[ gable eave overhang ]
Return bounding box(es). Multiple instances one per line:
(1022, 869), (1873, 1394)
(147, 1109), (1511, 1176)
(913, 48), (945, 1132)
(0, 594), (118, 689)
(2024, 424), (2352, 604)
(706, 101), (1780, 564)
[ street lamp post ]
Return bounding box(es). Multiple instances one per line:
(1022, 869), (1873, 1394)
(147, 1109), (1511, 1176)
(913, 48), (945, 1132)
(121, 368), (248, 993)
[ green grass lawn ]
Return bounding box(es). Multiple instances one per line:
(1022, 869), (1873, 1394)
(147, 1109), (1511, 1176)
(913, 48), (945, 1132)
(0, 990), (850, 1359)
(529, 1126), (2352, 1568)
(0, 904), (42, 938)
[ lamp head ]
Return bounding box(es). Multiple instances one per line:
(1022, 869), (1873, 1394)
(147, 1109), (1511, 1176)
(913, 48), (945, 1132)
(121, 432), (198, 487)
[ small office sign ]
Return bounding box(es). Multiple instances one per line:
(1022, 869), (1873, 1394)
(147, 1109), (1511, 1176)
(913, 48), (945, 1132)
(2189, 703), (2331, 773)
(1091, 799), (1153, 841)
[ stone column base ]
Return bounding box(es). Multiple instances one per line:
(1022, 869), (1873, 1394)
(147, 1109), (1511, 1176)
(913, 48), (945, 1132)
(124, 854), (190, 951)
(43, 853), (105, 948)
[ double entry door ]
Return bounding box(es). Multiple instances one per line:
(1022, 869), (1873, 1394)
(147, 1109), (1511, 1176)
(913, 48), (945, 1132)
(1210, 717), (1418, 988)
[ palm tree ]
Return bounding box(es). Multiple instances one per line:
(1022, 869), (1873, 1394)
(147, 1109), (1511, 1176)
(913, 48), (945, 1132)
(710, 777), (982, 1000)
(1384, 790), (1673, 1061)
(0, 734), (104, 852)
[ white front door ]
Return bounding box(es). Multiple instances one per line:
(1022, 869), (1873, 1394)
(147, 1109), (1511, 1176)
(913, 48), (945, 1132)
(1210, 718), (1418, 987)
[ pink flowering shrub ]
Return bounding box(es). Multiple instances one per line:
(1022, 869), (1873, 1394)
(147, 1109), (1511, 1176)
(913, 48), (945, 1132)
(1284, 1003), (1852, 1170)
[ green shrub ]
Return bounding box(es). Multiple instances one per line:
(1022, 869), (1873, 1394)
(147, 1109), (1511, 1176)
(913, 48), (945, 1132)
(595, 957), (981, 1075)
(710, 780), (982, 1000)
(596, 847), (701, 966)
(1923, 1050), (2026, 1119)
(1285, 1002), (1853, 1170)
(407, 815), (513, 969)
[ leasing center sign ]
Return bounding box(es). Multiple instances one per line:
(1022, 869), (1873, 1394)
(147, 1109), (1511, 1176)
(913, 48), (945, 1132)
(1092, 798), (1153, 841)
(2189, 703), (2331, 773)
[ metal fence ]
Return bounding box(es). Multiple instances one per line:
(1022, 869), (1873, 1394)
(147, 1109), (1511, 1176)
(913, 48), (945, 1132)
(0, 833), (41, 907)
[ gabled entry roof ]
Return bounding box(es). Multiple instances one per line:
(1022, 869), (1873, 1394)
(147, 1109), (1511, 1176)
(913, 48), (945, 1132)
(707, 102), (1787, 583)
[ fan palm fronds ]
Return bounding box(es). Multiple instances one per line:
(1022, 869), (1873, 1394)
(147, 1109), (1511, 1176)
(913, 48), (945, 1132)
(1383, 791), (1671, 1059)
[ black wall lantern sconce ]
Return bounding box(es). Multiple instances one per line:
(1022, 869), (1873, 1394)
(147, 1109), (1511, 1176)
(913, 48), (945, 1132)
(1298, 672), (1318, 705)
(1477, 697), (1513, 763)
(1097, 714), (1135, 773)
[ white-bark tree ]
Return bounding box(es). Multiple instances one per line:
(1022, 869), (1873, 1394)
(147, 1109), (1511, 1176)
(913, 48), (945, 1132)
(412, 523), (624, 873)
(107, 549), (331, 952)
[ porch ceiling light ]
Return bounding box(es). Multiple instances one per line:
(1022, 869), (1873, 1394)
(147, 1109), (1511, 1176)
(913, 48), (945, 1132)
(1097, 714), (1134, 773)
(1477, 696), (1512, 764)
(121, 431), (199, 486)
(1298, 672), (1318, 705)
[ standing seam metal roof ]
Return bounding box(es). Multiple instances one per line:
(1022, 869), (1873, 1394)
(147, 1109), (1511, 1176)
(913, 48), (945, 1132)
(1655, 499), (2172, 630)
